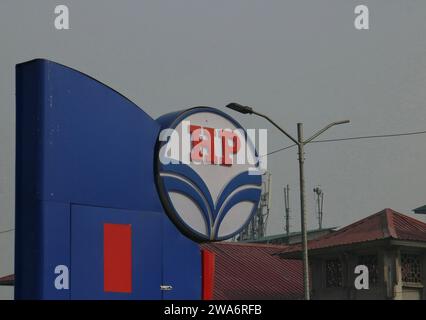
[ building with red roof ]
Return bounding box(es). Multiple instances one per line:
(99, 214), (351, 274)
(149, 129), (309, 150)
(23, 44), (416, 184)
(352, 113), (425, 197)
(278, 208), (426, 300)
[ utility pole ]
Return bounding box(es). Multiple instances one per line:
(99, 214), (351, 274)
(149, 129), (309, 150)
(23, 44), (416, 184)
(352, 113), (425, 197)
(226, 102), (350, 300)
(297, 123), (310, 299)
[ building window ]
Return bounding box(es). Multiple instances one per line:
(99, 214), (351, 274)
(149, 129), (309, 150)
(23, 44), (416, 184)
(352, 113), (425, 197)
(326, 259), (343, 288)
(358, 255), (379, 286)
(401, 253), (422, 284)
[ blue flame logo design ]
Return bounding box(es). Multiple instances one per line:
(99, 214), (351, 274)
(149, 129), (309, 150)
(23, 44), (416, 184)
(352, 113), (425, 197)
(159, 163), (262, 241)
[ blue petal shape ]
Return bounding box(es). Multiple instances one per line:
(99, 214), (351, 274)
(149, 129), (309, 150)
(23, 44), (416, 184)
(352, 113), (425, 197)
(162, 175), (212, 237)
(161, 163), (215, 214)
(215, 171), (261, 215)
(160, 162), (262, 240)
(213, 188), (262, 239)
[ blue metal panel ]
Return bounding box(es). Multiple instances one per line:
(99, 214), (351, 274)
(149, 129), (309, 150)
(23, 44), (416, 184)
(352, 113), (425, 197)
(40, 201), (71, 299)
(30, 59), (162, 212)
(70, 205), (163, 300)
(15, 59), (203, 300)
(15, 61), (45, 299)
(162, 216), (202, 300)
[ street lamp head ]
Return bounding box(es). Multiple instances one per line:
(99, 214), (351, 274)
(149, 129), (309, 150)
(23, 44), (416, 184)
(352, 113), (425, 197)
(226, 103), (253, 114)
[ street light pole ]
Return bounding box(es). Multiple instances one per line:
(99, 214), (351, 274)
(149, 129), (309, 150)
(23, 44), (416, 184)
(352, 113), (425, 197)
(226, 102), (349, 300)
(297, 123), (310, 300)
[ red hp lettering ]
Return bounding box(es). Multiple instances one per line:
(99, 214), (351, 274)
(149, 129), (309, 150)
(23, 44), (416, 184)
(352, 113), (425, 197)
(190, 125), (240, 166)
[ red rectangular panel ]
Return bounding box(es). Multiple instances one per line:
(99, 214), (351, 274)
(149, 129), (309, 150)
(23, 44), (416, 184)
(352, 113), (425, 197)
(202, 249), (215, 300)
(104, 223), (132, 293)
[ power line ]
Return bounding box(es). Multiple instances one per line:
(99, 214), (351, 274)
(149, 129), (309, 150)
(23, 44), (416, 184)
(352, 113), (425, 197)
(264, 143), (296, 156)
(311, 130), (426, 144)
(263, 129), (426, 157)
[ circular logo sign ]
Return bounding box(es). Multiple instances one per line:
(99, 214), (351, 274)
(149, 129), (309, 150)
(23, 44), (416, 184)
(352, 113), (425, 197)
(156, 107), (262, 242)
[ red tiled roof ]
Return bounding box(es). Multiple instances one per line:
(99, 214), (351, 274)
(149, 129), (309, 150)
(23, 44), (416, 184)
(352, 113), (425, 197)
(201, 242), (303, 300)
(278, 208), (426, 256)
(0, 274), (14, 286)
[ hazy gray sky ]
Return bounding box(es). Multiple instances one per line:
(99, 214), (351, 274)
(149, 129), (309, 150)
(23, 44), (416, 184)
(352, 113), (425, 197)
(1, 0), (426, 299)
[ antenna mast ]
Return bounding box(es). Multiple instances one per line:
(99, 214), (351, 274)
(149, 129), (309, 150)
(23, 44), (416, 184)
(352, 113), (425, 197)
(313, 186), (324, 230)
(237, 172), (271, 241)
(284, 184), (290, 237)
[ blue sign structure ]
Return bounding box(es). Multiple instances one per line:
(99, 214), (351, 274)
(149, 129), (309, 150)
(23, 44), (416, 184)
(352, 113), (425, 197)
(15, 59), (261, 299)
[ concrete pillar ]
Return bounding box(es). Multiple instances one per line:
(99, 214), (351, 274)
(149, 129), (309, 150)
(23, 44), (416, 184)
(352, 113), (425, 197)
(393, 248), (403, 300)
